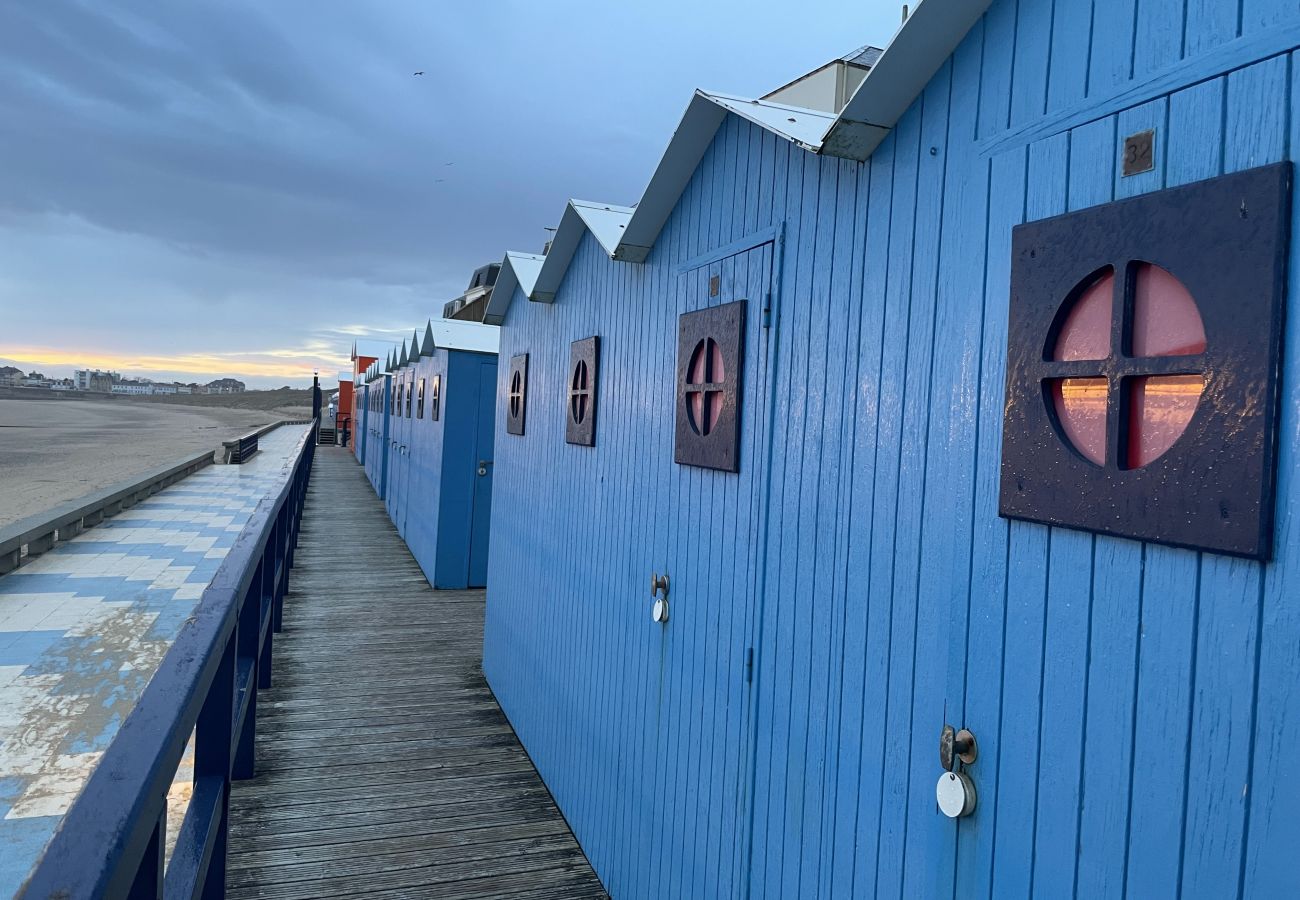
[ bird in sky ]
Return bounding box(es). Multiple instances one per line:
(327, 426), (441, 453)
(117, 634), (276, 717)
(413, 71), (424, 76)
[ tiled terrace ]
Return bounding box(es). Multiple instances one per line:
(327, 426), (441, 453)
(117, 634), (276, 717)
(0, 424), (312, 897)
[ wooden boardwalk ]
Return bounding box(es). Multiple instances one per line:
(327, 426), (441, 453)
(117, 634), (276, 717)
(226, 447), (607, 899)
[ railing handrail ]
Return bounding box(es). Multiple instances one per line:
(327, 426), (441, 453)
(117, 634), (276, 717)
(20, 419), (318, 899)
(220, 418), (307, 454)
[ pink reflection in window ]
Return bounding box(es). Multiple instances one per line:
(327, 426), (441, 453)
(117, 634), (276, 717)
(1132, 263), (1207, 357)
(1051, 378), (1108, 465)
(1052, 269), (1113, 361)
(686, 338), (725, 436)
(1126, 375), (1204, 468)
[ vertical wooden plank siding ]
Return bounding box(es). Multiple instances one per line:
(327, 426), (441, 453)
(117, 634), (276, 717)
(1241, 48), (1300, 900)
(480, 1), (1300, 897)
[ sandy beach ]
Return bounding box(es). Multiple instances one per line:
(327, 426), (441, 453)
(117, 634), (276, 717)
(0, 397), (306, 527)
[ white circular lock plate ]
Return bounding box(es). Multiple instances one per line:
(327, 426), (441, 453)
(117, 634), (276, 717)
(652, 598), (669, 623)
(936, 771), (975, 818)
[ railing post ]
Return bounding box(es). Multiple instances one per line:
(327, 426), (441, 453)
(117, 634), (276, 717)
(194, 635), (235, 900)
(125, 810), (165, 899)
(233, 567), (261, 780)
(258, 538), (276, 688)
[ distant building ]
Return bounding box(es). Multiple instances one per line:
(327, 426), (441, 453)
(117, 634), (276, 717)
(0, 366), (22, 387)
(152, 383), (178, 395)
(205, 378), (246, 394)
(110, 381), (152, 395)
(762, 44), (882, 113)
(442, 262), (501, 323)
(50, 378), (75, 392)
(75, 369), (120, 392)
(174, 384), (192, 394)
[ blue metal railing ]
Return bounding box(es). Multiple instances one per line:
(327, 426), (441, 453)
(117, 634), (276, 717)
(21, 420), (318, 899)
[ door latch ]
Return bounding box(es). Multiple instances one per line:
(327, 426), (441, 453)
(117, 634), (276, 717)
(937, 724), (978, 819)
(477, 459), (493, 477)
(650, 572), (670, 623)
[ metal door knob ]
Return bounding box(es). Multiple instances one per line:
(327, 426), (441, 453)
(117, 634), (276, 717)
(940, 724), (977, 771)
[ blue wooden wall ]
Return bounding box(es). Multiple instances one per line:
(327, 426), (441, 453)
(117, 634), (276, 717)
(361, 374), (391, 499)
(360, 351), (499, 589)
(482, 0), (1300, 896)
(403, 349), (498, 589)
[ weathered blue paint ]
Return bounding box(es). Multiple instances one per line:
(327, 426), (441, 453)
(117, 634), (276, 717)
(482, 1), (1300, 896)
(20, 424), (316, 898)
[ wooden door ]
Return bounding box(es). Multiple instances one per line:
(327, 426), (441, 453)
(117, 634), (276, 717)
(467, 358), (496, 588)
(635, 238), (775, 899)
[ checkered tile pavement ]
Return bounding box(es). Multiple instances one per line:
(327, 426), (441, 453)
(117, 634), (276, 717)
(0, 425), (311, 897)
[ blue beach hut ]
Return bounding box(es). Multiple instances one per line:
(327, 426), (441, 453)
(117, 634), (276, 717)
(481, 1), (1300, 897)
(380, 319), (501, 589)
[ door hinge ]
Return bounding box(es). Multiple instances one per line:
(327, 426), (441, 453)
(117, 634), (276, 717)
(745, 647), (754, 682)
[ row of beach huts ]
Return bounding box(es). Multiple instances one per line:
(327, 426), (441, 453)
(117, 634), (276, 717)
(342, 0), (1300, 896)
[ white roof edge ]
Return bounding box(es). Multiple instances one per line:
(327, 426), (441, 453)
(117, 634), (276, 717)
(488, 0), (985, 294)
(820, 0), (992, 159)
(428, 318), (500, 355)
(353, 338), (394, 360)
(614, 92), (728, 263)
(483, 251), (545, 326)
(532, 200), (634, 302)
(700, 90), (835, 150)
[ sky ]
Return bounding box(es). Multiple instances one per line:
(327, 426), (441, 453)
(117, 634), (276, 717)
(0, 1), (901, 388)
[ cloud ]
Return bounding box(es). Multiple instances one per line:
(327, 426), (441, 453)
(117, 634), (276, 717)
(0, 0), (899, 387)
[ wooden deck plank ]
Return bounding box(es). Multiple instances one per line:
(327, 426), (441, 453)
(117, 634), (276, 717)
(227, 448), (606, 898)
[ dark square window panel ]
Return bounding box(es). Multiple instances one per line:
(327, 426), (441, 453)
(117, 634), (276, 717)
(675, 300), (746, 472)
(566, 336), (599, 447)
(431, 373), (441, 422)
(506, 353), (528, 436)
(1001, 161), (1291, 559)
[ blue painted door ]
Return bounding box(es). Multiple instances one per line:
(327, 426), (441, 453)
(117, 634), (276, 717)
(641, 240), (774, 898)
(467, 358), (496, 588)
(357, 386), (368, 465)
(394, 372), (411, 534)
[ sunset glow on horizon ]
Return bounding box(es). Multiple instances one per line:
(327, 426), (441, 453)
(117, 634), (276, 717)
(0, 344), (351, 387)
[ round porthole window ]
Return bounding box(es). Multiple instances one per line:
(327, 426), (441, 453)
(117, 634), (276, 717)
(509, 370), (523, 419)
(685, 337), (725, 436)
(1046, 262), (1207, 469)
(570, 359), (590, 425)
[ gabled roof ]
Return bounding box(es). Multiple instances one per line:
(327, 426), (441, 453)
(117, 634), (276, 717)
(352, 339), (393, 361)
(822, 0), (992, 158)
(614, 91), (834, 262)
(398, 341), (409, 368)
(411, 329), (424, 359)
(483, 251), (545, 326)
(532, 200), (635, 301)
(425, 318), (500, 355)
(609, 0), (987, 261)
(489, 0), (990, 300)
(421, 321), (436, 356)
